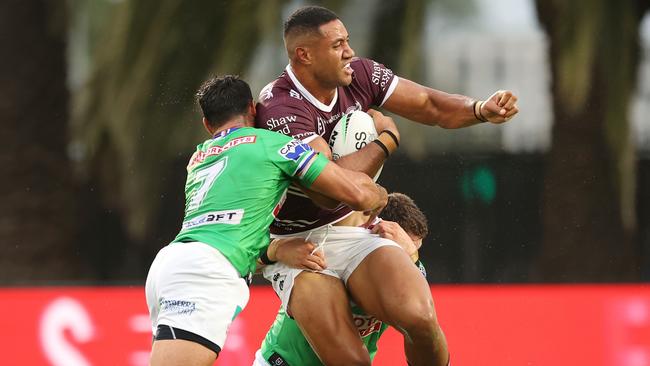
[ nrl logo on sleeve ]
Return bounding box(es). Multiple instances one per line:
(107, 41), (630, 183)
(278, 139), (312, 161)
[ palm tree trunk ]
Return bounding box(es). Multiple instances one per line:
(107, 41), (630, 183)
(0, 0), (82, 281)
(534, 0), (649, 281)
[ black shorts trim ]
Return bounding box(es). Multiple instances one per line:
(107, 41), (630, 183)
(154, 324), (221, 355)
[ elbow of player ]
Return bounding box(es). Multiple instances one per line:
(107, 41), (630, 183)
(343, 186), (372, 211)
(349, 185), (384, 212)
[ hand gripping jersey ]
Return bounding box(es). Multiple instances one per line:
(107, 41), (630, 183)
(259, 260), (427, 365)
(172, 127), (328, 277)
(255, 57), (398, 235)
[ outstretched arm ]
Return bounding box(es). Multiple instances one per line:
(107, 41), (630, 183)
(383, 77), (519, 129)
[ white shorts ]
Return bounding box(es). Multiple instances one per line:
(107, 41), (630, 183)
(145, 242), (249, 353)
(262, 225), (399, 310)
(252, 349), (270, 366)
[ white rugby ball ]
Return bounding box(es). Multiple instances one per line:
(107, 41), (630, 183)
(329, 110), (383, 181)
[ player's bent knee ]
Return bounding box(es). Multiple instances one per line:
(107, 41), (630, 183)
(394, 300), (440, 337)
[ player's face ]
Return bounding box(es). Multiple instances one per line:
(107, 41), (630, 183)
(312, 19), (356, 88)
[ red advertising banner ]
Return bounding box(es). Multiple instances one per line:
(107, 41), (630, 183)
(1, 285), (649, 366)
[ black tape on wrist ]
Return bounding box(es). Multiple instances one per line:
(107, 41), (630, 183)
(473, 100), (488, 122)
(372, 139), (390, 158)
(380, 130), (399, 147)
(259, 248), (276, 265)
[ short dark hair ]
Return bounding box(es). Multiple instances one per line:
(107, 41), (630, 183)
(283, 6), (339, 38)
(381, 192), (429, 239)
(195, 75), (252, 128)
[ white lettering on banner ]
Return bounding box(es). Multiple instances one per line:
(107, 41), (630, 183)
(129, 351), (150, 366)
(128, 314), (151, 332)
(217, 318), (253, 365)
(605, 299), (650, 365)
(128, 314), (151, 366)
(181, 209), (244, 230)
(4, 286), (650, 365)
(40, 297), (94, 366)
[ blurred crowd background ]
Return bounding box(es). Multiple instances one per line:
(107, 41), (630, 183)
(2, 0), (650, 284)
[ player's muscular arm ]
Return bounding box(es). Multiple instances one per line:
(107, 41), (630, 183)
(309, 135), (386, 177)
(298, 135), (387, 208)
(297, 183), (339, 209)
(305, 161), (388, 213)
(383, 77), (519, 128)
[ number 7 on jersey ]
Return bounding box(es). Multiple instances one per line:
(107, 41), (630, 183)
(186, 157), (228, 213)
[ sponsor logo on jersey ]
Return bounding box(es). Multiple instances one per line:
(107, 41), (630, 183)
(289, 89), (302, 100)
(266, 115), (297, 129)
(278, 139), (312, 162)
(181, 209), (244, 230)
(344, 102), (362, 115)
(317, 112), (343, 127)
(370, 61), (394, 91)
(188, 136), (256, 169)
(266, 115), (297, 135)
(353, 314), (383, 337)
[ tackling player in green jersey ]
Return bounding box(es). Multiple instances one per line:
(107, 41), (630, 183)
(145, 75), (388, 366)
(254, 193), (430, 366)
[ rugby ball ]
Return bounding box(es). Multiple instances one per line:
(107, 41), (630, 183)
(329, 110), (383, 181)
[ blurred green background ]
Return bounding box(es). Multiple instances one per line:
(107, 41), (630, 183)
(2, 0), (650, 284)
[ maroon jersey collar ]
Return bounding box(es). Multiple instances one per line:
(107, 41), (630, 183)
(285, 64), (338, 113)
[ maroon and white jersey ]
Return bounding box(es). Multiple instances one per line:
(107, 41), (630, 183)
(255, 57), (399, 235)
